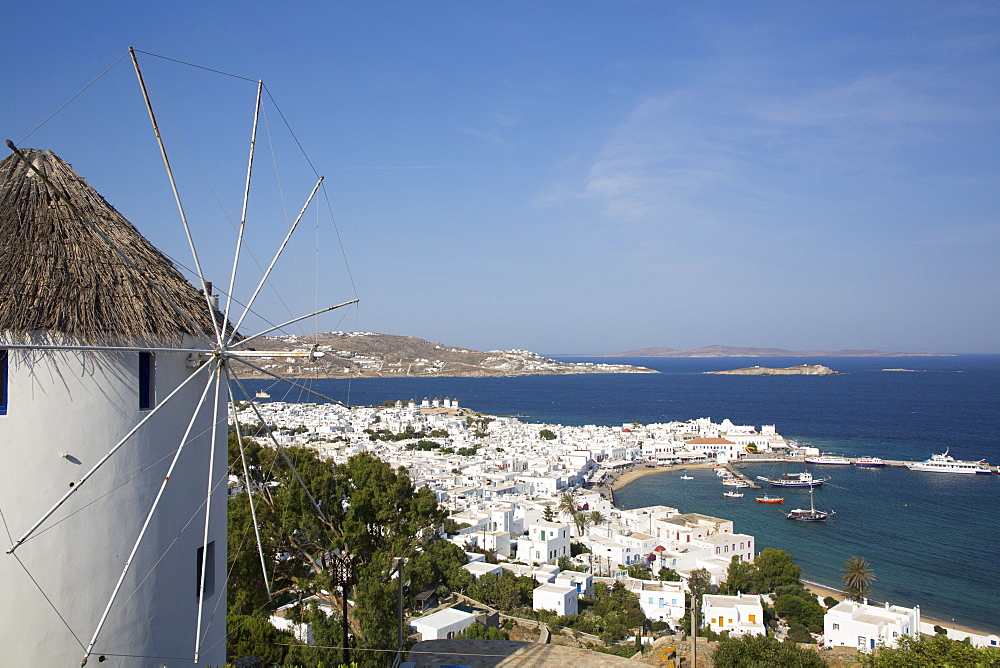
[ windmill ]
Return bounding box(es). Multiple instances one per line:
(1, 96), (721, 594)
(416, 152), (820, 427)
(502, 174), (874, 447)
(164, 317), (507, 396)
(0, 48), (356, 666)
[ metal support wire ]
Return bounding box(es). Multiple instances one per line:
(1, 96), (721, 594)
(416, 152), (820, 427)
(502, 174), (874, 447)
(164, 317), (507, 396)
(226, 368), (272, 601)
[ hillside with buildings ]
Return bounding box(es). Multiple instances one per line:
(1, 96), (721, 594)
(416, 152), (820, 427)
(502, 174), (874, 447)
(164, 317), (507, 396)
(229, 402), (998, 657)
(232, 332), (656, 378)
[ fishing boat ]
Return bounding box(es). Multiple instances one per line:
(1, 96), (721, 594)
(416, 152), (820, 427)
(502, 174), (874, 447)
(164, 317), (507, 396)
(680, 474), (694, 480)
(757, 470), (830, 487)
(786, 487), (833, 521)
(854, 457), (885, 468)
(723, 490), (744, 498)
(255, 390), (271, 399)
(805, 453), (851, 465)
(756, 495), (784, 503)
(907, 449), (991, 474)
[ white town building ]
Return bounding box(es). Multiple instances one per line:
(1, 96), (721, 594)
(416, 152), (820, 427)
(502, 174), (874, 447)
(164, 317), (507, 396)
(411, 607), (476, 640)
(703, 594), (767, 637)
(824, 599), (920, 652)
(533, 583), (579, 616)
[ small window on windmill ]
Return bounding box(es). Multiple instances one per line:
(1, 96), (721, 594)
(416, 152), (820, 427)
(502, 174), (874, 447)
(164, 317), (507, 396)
(196, 541), (215, 600)
(0, 349), (8, 416)
(138, 352), (154, 411)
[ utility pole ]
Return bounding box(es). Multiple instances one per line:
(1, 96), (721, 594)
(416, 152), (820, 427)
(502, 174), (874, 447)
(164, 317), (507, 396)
(393, 557), (407, 668)
(690, 592), (698, 668)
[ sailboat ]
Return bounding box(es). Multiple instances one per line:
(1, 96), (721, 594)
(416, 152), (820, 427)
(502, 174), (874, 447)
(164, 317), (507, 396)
(785, 486), (833, 521)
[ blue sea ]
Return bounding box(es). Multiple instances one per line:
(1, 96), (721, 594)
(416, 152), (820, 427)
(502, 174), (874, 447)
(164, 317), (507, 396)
(239, 355), (1000, 631)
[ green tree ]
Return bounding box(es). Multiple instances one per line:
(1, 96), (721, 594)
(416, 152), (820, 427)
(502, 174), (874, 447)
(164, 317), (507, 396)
(658, 567), (681, 582)
(589, 510), (605, 527)
(754, 548), (802, 591)
(624, 562), (652, 579)
(685, 568), (713, 632)
(282, 602), (345, 666)
(226, 613), (295, 665)
(227, 442), (446, 667)
(712, 634), (827, 667)
(456, 622), (509, 640)
(539, 428), (557, 440)
(842, 556), (876, 602)
(858, 634), (1000, 667)
(465, 571), (535, 611)
(773, 586), (825, 633)
(558, 492), (578, 521)
(542, 505), (555, 521)
(720, 555), (759, 594)
(572, 511), (591, 536)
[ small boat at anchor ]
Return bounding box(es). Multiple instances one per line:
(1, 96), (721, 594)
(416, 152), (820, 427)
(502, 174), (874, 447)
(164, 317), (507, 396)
(723, 490), (744, 498)
(756, 495), (784, 504)
(680, 475), (694, 480)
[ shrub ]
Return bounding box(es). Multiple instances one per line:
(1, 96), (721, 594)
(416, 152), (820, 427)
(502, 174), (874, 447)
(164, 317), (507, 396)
(786, 621), (814, 643)
(713, 634), (827, 668)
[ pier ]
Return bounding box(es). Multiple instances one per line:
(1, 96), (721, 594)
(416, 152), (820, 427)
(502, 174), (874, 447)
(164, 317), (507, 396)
(739, 455), (999, 474)
(721, 463), (762, 488)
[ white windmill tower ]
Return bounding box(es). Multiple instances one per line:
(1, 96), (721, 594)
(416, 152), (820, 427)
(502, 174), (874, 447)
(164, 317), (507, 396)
(0, 49), (356, 666)
(0, 146), (231, 665)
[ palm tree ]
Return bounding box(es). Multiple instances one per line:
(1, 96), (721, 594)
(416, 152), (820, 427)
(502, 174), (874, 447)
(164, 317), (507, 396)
(557, 492), (578, 521)
(588, 510), (605, 527)
(573, 511), (591, 536)
(842, 556), (876, 601)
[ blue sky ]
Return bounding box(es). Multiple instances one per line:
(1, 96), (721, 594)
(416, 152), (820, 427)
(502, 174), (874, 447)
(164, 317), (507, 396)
(4, 2), (998, 354)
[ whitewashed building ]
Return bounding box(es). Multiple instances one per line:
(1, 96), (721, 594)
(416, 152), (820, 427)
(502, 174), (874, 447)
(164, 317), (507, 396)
(628, 579), (686, 624)
(533, 583), (579, 616)
(517, 521), (570, 564)
(411, 607), (476, 640)
(554, 570), (594, 598)
(824, 599), (920, 652)
(703, 594), (766, 637)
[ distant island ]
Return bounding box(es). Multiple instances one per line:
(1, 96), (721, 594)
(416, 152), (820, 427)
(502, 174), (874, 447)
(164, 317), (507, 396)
(233, 332), (657, 379)
(706, 364), (838, 376)
(596, 345), (953, 358)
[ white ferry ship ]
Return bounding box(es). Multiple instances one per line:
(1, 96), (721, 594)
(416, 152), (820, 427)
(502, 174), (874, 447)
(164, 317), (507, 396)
(854, 456), (885, 468)
(804, 453), (851, 465)
(906, 449), (992, 475)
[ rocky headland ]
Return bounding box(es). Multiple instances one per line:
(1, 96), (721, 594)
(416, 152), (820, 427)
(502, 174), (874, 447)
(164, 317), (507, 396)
(232, 332), (657, 379)
(706, 364), (838, 376)
(600, 345), (952, 357)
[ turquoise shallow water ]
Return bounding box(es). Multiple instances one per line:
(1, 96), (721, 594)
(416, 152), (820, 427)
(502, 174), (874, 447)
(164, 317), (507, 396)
(240, 354), (1000, 630)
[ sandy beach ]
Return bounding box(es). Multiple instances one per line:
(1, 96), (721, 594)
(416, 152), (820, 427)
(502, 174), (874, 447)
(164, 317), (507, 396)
(608, 462), (718, 492)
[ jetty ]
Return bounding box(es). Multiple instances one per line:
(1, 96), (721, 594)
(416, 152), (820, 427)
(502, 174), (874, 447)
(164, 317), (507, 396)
(721, 463), (762, 488)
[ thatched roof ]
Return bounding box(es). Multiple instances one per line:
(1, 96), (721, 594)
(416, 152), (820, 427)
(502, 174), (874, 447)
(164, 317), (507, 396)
(0, 148), (228, 343)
